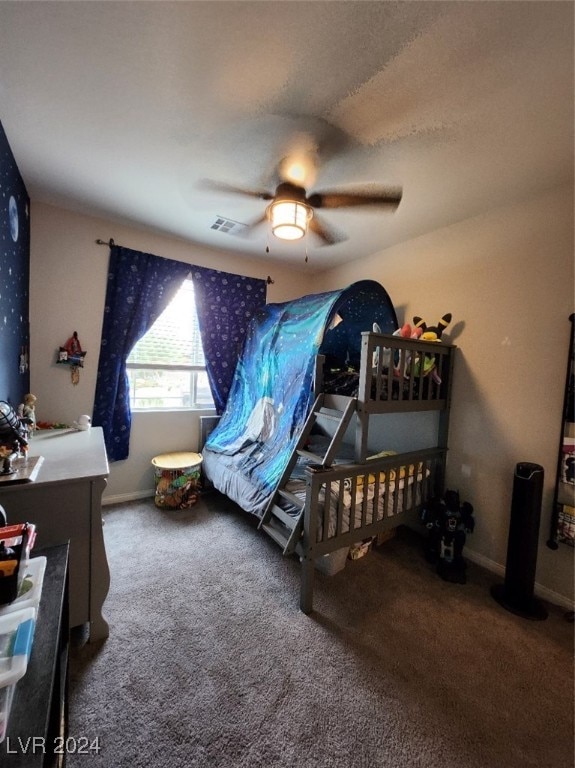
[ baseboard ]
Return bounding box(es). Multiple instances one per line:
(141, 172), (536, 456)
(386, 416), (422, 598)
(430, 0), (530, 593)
(465, 547), (575, 612)
(103, 489), (155, 506)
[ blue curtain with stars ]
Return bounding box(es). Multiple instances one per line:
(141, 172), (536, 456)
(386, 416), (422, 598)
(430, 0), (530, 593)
(191, 267), (267, 414)
(93, 245), (267, 462)
(93, 245), (191, 461)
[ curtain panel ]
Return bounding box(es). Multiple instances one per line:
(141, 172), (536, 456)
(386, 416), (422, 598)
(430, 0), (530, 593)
(93, 245), (191, 461)
(93, 245), (266, 461)
(191, 266), (267, 414)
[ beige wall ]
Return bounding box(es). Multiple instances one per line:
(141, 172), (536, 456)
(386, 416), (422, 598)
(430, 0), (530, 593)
(29, 185), (574, 607)
(317, 183), (574, 606)
(29, 203), (312, 502)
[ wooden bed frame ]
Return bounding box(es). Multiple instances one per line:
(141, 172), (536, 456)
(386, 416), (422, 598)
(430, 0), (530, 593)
(201, 330), (456, 613)
(292, 331), (456, 612)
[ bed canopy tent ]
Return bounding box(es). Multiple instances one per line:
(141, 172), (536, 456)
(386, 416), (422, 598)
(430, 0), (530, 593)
(203, 280), (398, 516)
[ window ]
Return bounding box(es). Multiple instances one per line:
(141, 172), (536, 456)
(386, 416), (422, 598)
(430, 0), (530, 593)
(126, 278), (215, 410)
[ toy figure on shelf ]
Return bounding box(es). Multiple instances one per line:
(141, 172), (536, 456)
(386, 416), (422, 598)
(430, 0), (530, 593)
(18, 393), (37, 435)
(57, 331), (87, 385)
(420, 489), (475, 584)
(19, 346), (29, 374)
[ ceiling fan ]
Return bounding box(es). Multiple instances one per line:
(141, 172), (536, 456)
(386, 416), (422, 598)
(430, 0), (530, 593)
(201, 164), (403, 246)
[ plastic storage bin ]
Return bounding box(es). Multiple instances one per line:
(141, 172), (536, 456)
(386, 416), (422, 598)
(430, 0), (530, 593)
(0, 523), (37, 606)
(0, 685), (15, 744)
(314, 546), (349, 576)
(0, 607), (36, 742)
(0, 556), (46, 618)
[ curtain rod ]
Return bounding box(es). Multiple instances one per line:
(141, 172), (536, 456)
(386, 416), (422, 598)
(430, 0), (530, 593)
(95, 238), (274, 284)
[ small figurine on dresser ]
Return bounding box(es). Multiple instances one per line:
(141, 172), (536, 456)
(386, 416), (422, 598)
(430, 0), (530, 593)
(0, 401), (29, 474)
(18, 393), (37, 435)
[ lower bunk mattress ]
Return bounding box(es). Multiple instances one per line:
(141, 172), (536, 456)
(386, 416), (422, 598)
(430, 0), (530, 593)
(282, 446), (442, 574)
(202, 445), (274, 518)
(203, 440), (443, 575)
(285, 455), (431, 541)
(287, 454), (433, 575)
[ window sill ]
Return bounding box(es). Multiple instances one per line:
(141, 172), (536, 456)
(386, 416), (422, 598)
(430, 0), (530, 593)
(131, 407), (217, 415)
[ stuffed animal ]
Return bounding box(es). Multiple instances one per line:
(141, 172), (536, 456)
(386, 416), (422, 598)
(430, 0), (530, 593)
(392, 323), (422, 377)
(373, 314), (452, 384)
(410, 313), (452, 383)
(412, 313), (452, 341)
(372, 322), (389, 370)
(372, 321), (423, 375)
(420, 489), (475, 584)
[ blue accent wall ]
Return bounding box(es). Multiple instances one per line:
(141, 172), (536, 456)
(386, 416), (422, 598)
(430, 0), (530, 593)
(0, 121), (30, 406)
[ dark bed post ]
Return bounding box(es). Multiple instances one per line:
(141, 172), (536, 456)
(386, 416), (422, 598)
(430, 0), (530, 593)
(300, 469), (320, 613)
(355, 333), (372, 461)
(438, 347), (455, 449)
(437, 346), (456, 496)
(314, 354), (325, 399)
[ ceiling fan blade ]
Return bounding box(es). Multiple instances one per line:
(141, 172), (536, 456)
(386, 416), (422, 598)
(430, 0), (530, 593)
(222, 212), (268, 239)
(199, 178), (274, 201)
(243, 213), (268, 231)
(308, 214), (347, 246)
(307, 187), (402, 210)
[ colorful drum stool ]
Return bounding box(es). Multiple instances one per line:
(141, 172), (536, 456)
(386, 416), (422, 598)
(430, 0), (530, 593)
(151, 451), (203, 509)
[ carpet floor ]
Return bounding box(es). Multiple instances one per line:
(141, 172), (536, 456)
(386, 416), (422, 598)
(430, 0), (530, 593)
(67, 495), (574, 768)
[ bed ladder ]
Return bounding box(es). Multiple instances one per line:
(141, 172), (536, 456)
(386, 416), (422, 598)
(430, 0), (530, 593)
(259, 394), (356, 554)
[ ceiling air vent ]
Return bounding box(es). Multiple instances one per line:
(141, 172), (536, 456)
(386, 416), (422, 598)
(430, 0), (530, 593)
(210, 216), (248, 235)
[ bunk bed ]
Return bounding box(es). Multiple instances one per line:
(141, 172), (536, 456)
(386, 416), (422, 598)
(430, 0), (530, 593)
(201, 280), (455, 612)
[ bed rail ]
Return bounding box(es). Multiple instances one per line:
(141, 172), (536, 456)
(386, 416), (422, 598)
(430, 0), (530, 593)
(297, 446), (446, 612)
(358, 332), (455, 413)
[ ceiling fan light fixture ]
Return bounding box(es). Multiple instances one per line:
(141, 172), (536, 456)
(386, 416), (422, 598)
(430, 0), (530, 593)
(269, 200), (312, 241)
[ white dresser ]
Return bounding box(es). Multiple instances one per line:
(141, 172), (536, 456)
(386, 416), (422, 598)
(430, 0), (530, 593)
(0, 427), (110, 642)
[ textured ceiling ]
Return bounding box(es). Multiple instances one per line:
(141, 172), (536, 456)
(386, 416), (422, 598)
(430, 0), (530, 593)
(0, 1), (573, 269)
